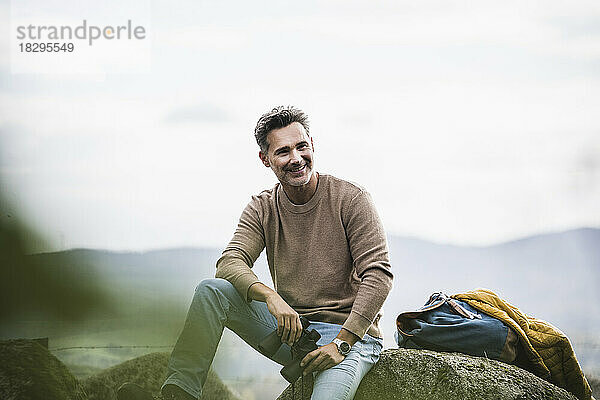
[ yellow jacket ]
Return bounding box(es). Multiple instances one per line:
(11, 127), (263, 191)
(452, 289), (593, 400)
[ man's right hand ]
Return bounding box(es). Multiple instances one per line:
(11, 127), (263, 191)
(265, 292), (302, 346)
(248, 282), (302, 346)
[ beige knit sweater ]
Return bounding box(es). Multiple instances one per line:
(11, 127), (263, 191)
(215, 174), (393, 339)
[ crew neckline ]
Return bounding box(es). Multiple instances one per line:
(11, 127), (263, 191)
(277, 173), (326, 214)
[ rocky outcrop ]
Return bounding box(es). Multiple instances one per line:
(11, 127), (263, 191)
(1, 338), (585, 400)
(277, 349), (578, 400)
(0, 339), (238, 400)
(0, 339), (87, 400)
(83, 352), (239, 400)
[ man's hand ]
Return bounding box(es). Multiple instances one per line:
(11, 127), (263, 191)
(248, 282), (302, 346)
(300, 343), (345, 375)
(265, 292), (302, 346)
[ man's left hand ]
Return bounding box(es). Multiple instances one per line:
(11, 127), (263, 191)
(300, 343), (345, 375)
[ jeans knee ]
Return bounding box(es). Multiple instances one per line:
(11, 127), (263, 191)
(194, 278), (235, 298)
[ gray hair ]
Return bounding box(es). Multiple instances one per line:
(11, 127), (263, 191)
(254, 106), (310, 152)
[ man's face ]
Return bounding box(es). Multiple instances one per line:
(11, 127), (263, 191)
(259, 122), (315, 187)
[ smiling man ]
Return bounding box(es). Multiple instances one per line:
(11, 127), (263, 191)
(160, 106), (393, 400)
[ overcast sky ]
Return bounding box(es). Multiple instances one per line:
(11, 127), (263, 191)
(1, 0), (599, 251)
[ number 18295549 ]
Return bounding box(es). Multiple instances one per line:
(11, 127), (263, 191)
(19, 42), (74, 52)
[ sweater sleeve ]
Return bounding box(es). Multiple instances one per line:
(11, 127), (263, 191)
(341, 190), (393, 338)
(215, 199), (265, 301)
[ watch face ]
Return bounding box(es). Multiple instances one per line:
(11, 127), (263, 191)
(340, 342), (351, 354)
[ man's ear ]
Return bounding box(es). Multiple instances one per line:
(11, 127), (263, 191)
(310, 136), (314, 151)
(259, 151), (270, 168)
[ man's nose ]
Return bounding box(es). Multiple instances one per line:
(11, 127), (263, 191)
(289, 149), (302, 163)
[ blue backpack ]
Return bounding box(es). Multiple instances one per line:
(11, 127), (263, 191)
(395, 292), (518, 363)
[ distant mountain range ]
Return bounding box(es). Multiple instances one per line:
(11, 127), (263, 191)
(23, 227), (600, 387)
(386, 227), (600, 335)
(31, 227), (600, 336)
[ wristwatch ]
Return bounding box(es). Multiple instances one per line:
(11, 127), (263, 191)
(332, 338), (352, 356)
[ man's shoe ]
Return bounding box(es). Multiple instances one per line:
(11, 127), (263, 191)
(161, 383), (196, 400)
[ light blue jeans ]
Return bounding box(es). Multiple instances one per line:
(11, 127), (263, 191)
(162, 278), (383, 400)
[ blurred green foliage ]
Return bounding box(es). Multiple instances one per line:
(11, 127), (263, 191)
(0, 197), (111, 323)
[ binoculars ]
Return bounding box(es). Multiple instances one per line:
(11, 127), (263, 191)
(258, 316), (321, 383)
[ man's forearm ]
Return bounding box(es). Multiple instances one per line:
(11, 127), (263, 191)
(215, 252), (261, 301)
(247, 282), (277, 302)
(336, 328), (360, 346)
(342, 270), (392, 339)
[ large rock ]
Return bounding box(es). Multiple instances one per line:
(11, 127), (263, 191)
(0, 339), (87, 400)
(83, 352), (239, 400)
(277, 349), (577, 400)
(0, 340), (238, 400)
